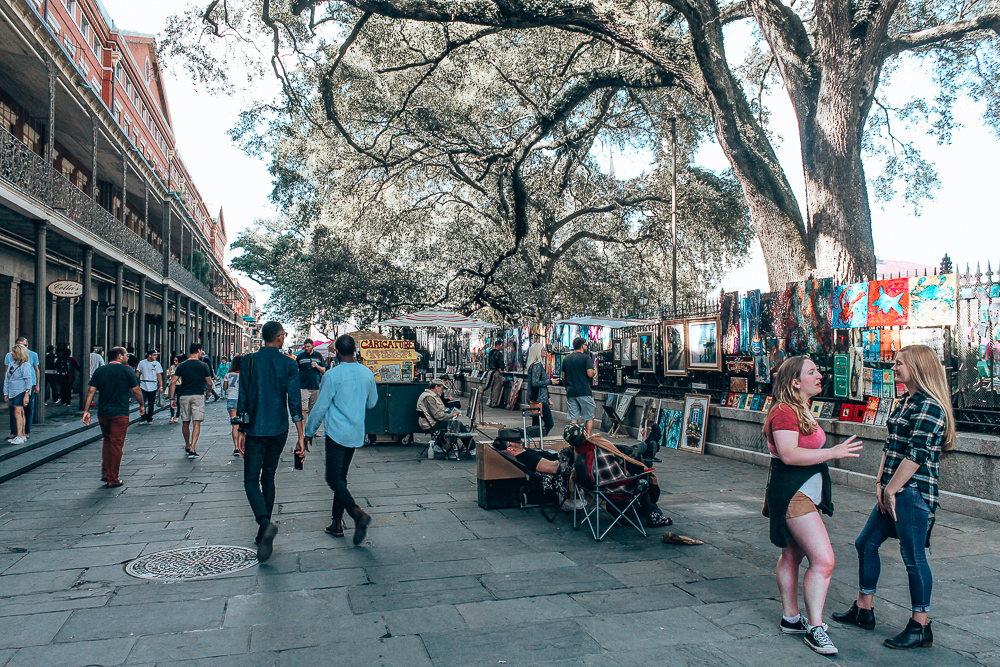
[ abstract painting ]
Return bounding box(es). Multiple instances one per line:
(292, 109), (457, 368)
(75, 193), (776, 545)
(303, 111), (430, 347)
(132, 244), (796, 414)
(720, 292), (740, 355)
(787, 278), (834, 354)
(740, 294), (751, 354)
(868, 278), (910, 327)
(909, 274), (957, 328)
(747, 290), (763, 354)
(832, 282), (869, 329)
(687, 318), (721, 371)
(767, 338), (786, 377)
(662, 321), (686, 376)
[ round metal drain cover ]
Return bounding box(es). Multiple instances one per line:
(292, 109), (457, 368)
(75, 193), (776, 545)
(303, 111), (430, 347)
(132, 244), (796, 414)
(125, 545), (258, 581)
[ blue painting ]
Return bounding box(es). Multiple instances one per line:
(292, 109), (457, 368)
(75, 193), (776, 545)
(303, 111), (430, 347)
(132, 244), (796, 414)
(832, 282), (868, 329)
(909, 274), (957, 328)
(659, 409), (683, 450)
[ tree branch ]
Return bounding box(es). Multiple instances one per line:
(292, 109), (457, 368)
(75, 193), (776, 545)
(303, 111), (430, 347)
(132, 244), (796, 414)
(885, 12), (1000, 56)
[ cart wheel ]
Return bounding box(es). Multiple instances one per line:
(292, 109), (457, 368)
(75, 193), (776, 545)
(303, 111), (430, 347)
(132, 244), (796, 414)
(401, 433), (413, 446)
(368, 433), (377, 445)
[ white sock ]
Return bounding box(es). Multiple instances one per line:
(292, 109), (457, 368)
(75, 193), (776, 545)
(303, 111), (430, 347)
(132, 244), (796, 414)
(783, 614), (801, 624)
(807, 624), (823, 631)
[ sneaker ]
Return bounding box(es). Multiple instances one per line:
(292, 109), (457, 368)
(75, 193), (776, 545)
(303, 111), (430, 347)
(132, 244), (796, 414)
(232, 449), (241, 457)
(780, 617), (828, 634)
(187, 450), (199, 459)
(561, 497), (586, 512)
(257, 521), (278, 562)
(803, 625), (838, 655)
(469, 448), (477, 457)
(11, 436), (26, 445)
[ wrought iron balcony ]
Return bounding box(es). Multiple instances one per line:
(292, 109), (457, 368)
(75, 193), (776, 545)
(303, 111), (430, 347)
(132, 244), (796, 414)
(169, 257), (233, 317)
(0, 127), (163, 274)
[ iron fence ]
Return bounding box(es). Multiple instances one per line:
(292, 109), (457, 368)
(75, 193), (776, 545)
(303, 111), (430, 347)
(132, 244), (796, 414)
(0, 127), (163, 274)
(169, 257), (233, 317)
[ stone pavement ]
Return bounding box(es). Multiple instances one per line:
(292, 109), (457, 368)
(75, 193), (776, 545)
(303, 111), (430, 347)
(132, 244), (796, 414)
(0, 399), (999, 667)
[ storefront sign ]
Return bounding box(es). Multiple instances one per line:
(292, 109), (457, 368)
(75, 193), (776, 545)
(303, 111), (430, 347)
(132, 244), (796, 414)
(47, 280), (83, 298)
(359, 340), (419, 381)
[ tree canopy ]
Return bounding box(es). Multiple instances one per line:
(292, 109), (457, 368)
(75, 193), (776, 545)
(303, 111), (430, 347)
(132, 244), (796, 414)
(164, 0), (1000, 301)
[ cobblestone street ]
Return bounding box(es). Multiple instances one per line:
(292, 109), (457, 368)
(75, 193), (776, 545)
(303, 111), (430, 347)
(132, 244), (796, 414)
(0, 401), (998, 667)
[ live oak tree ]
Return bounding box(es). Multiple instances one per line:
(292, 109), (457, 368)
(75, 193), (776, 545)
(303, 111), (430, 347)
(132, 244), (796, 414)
(167, 0), (1000, 290)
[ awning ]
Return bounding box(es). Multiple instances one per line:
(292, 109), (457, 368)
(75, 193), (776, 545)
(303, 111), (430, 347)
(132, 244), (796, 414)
(553, 316), (659, 328)
(378, 310), (496, 329)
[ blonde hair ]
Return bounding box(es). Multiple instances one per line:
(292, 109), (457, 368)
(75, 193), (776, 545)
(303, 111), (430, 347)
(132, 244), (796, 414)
(764, 355), (817, 436)
(10, 344), (29, 366)
(526, 343), (545, 370)
(897, 344), (956, 451)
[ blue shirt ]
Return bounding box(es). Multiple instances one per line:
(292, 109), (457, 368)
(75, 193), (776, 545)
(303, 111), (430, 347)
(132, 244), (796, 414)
(236, 346), (303, 437)
(4, 360), (36, 398)
(304, 361), (378, 448)
(4, 349), (39, 371)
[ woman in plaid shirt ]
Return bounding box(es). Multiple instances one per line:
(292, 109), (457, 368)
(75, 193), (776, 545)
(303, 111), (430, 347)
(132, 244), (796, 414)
(833, 345), (955, 650)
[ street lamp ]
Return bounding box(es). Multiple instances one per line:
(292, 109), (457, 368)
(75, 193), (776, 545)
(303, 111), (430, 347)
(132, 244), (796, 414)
(639, 294), (649, 311)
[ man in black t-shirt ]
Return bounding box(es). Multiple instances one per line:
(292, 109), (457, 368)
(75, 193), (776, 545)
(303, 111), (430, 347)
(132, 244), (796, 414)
(484, 340), (506, 407)
(82, 347), (143, 488)
(169, 343), (213, 458)
(296, 339), (326, 450)
(561, 337), (597, 436)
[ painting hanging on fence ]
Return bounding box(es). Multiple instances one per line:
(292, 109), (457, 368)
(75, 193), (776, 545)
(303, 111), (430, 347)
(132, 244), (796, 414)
(909, 274), (957, 328)
(740, 294), (751, 354)
(680, 394), (711, 454)
(767, 338), (786, 376)
(659, 409), (683, 450)
(638, 331), (656, 373)
(786, 278), (834, 355)
(663, 320), (686, 375)
(880, 330), (901, 362)
(849, 346), (865, 402)
(862, 329), (881, 362)
(868, 277), (910, 327)
(747, 289), (763, 354)
(720, 292), (741, 355)
(687, 318), (721, 371)
(834, 353), (849, 398)
(754, 354), (770, 383)
(832, 282), (869, 329)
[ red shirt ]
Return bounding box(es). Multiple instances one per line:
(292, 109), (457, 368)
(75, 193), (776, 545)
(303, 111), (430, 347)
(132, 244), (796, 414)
(765, 403), (826, 457)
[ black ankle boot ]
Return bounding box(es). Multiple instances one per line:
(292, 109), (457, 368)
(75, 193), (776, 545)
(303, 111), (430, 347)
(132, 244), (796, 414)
(884, 619), (932, 649)
(832, 602), (876, 630)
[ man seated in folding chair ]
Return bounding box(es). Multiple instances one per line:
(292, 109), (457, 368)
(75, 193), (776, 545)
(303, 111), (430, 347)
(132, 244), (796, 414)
(416, 379), (467, 458)
(565, 424), (672, 540)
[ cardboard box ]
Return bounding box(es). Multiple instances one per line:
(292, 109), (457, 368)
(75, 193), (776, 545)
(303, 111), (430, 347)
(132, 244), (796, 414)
(477, 444), (527, 481)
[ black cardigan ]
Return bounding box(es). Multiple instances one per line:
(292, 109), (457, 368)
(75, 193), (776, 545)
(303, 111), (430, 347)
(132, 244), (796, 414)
(764, 458), (833, 548)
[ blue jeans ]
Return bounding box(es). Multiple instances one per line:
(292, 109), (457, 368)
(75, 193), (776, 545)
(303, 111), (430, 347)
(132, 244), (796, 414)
(8, 391), (34, 435)
(855, 486), (933, 612)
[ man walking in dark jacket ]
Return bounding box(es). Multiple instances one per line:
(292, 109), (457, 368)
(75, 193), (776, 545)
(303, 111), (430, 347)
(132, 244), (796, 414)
(237, 321), (304, 561)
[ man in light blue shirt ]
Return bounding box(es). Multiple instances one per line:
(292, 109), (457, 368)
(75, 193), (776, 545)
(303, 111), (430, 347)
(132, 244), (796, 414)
(305, 334), (378, 545)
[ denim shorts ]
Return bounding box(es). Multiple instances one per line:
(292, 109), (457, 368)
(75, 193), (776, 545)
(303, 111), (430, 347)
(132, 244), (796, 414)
(567, 395), (596, 421)
(227, 398), (238, 412)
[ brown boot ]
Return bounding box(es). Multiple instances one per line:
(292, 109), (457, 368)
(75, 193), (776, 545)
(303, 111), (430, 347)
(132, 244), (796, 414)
(352, 509), (372, 546)
(325, 518), (344, 537)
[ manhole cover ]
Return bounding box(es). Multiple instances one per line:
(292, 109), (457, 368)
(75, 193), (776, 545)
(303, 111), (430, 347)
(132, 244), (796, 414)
(125, 545), (258, 581)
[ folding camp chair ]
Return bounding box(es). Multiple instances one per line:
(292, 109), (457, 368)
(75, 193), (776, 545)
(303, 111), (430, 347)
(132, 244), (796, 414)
(572, 438), (653, 541)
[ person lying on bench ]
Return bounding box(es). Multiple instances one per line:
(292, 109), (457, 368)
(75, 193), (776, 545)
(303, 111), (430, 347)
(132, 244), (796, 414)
(417, 379), (458, 434)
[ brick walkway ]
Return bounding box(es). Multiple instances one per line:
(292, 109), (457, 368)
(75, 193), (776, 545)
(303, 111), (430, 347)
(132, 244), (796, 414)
(0, 399), (997, 666)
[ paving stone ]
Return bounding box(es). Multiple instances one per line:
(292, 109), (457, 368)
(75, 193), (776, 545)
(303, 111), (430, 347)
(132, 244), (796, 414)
(0, 568), (84, 596)
(570, 583), (701, 615)
(108, 576), (258, 605)
(479, 565), (626, 600)
(348, 576), (493, 613)
(249, 612), (385, 652)
(55, 599), (226, 641)
(421, 619), (603, 667)
(575, 606), (734, 651)
(0, 612), (70, 649)
(597, 559), (702, 587)
(277, 636), (432, 667)
(4, 545), (147, 574)
(7, 638), (134, 667)
(457, 594), (590, 627)
(224, 589), (352, 627)
(128, 628), (250, 663)
(256, 568), (367, 592)
(484, 551), (577, 573)
(0, 588), (114, 618)
(381, 604), (469, 636)
(676, 575), (778, 604)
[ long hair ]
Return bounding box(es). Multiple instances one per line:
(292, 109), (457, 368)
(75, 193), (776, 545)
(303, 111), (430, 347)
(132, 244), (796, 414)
(897, 345), (956, 451)
(10, 344), (28, 366)
(230, 354), (242, 373)
(526, 343), (545, 370)
(764, 355), (817, 436)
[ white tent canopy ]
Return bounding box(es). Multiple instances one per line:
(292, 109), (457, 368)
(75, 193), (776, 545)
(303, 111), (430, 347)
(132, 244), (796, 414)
(378, 310), (495, 329)
(554, 316), (659, 328)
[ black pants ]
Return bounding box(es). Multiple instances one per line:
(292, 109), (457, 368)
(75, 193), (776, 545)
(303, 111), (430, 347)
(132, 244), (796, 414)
(326, 437), (359, 522)
(532, 401), (554, 437)
(59, 378), (73, 405)
(141, 389), (157, 421)
(243, 432), (287, 526)
(46, 376), (59, 402)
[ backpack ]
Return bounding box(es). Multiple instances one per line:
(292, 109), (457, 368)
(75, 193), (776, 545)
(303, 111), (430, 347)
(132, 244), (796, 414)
(56, 357), (71, 376)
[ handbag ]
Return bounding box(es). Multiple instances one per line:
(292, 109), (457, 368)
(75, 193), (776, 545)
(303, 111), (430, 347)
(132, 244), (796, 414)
(230, 353), (254, 430)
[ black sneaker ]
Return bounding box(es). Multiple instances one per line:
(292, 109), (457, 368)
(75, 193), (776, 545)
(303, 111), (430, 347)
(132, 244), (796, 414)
(804, 625), (838, 655)
(187, 450), (199, 459)
(257, 521), (278, 562)
(780, 617), (828, 634)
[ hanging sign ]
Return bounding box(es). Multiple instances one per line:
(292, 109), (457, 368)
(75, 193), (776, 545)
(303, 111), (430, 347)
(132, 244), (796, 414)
(358, 339), (420, 382)
(47, 280), (83, 298)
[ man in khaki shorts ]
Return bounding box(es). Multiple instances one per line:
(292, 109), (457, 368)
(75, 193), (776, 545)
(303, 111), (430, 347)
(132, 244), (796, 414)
(296, 339), (326, 453)
(169, 343), (213, 459)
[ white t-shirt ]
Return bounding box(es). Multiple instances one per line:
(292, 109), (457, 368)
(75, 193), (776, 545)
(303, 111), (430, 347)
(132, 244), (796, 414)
(89, 353), (105, 378)
(136, 359), (163, 391)
(224, 372), (240, 399)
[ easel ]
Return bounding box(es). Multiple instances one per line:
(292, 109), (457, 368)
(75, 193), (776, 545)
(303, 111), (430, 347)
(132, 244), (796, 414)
(606, 388), (640, 437)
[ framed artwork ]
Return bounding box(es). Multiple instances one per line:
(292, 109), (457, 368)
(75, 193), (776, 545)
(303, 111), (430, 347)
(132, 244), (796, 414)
(720, 292), (740, 355)
(659, 409), (683, 450)
(613, 340), (621, 362)
(630, 338), (639, 366)
(680, 394), (711, 454)
(466, 388), (481, 421)
(639, 398), (661, 441)
(638, 331), (656, 373)
(662, 320), (686, 376)
(868, 277), (910, 327)
(832, 282), (869, 329)
(730, 377), (748, 393)
(909, 274), (957, 328)
(686, 318), (721, 371)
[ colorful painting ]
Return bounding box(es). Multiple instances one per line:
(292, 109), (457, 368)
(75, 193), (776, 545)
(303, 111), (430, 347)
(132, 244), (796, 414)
(747, 290), (762, 354)
(787, 278), (834, 354)
(662, 321), (686, 375)
(862, 329), (881, 362)
(754, 354), (770, 383)
(638, 331), (656, 373)
(909, 274), (957, 328)
(868, 278), (910, 327)
(740, 294), (751, 354)
(880, 330), (901, 362)
(720, 292), (740, 355)
(832, 282), (869, 329)
(680, 394), (711, 454)
(687, 318), (721, 371)
(659, 409), (683, 450)
(767, 338), (786, 377)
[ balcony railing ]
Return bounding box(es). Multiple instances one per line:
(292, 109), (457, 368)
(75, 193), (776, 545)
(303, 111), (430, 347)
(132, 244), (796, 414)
(1, 127), (164, 274)
(169, 257), (233, 317)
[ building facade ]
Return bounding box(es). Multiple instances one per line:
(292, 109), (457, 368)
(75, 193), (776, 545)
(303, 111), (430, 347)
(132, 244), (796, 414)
(0, 0), (255, 421)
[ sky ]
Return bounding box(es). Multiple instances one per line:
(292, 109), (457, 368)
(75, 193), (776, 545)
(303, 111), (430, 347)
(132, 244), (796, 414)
(100, 0), (1000, 313)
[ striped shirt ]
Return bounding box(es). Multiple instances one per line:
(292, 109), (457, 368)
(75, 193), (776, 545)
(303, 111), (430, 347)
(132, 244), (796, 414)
(882, 391), (947, 512)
